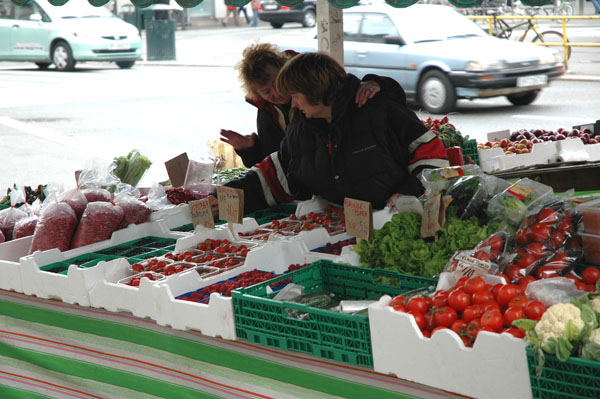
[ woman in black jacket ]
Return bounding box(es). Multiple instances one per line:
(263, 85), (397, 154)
(215, 52), (449, 214)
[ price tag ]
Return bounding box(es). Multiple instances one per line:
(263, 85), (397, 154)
(507, 183), (534, 200)
(217, 186), (244, 224)
(439, 195), (453, 228)
(343, 197), (373, 240)
(453, 252), (492, 278)
(164, 152), (190, 188)
(439, 168), (464, 179)
(421, 194), (441, 238)
(486, 129), (511, 142)
(189, 198), (214, 229)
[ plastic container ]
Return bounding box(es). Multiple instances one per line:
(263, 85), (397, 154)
(580, 232), (600, 265)
(232, 260), (436, 367)
(578, 199), (600, 235)
(526, 346), (600, 399)
(462, 139), (479, 165)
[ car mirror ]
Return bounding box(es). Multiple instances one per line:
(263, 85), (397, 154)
(29, 13), (42, 22)
(384, 35), (405, 46)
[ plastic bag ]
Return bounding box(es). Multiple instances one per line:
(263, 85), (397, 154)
(444, 247), (499, 278)
(0, 186), (28, 241)
(70, 202), (124, 249)
(145, 183), (174, 211)
(113, 184), (151, 229)
(446, 175), (488, 220)
(29, 201), (78, 254)
(111, 149), (152, 187)
(13, 199), (42, 240)
(418, 164), (483, 197)
(77, 159), (119, 201)
(57, 188), (88, 219)
(525, 278), (585, 307)
(165, 187), (208, 205)
(487, 178), (554, 226)
(183, 159), (214, 189)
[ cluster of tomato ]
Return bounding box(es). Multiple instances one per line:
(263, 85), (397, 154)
(289, 206), (346, 234)
(311, 238), (357, 255)
(446, 233), (507, 274)
(196, 239), (252, 257)
(130, 257), (196, 276)
(503, 204), (583, 283)
(123, 272), (163, 287)
(390, 275), (548, 347)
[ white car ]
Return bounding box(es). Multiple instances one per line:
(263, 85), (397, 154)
(271, 4), (565, 113)
(0, 0), (142, 71)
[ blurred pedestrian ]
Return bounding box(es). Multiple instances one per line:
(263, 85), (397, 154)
(251, 0), (260, 27)
(222, 1), (240, 26)
(239, 6), (250, 24)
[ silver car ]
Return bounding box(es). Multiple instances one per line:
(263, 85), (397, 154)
(0, 0), (142, 71)
(274, 4), (565, 113)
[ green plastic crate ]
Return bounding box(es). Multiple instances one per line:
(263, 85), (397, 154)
(40, 254), (119, 275)
(526, 346), (600, 399)
(127, 236), (177, 249)
(246, 203), (298, 226)
(40, 262), (70, 274)
(232, 260), (436, 367)
(0, 204), (9, 210)
(462, 139), (479, 165)
(128, 249), (170, 263)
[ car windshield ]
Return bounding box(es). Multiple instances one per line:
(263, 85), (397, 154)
(48, 2), (115, 19)
(392, 6), (486, 43)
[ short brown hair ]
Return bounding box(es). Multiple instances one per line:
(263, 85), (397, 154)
(275, 52), (346, 106)
(235, 42), (292, 100)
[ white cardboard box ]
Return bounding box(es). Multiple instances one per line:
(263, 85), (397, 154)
(0, 235), (32, 292)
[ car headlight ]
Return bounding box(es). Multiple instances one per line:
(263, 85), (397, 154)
(539, 52), (560, 64)
(465, 60), (506, 72)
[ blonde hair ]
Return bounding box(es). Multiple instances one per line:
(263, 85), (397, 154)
(276, 52), (346, 106)
(235, 42), (293, 100)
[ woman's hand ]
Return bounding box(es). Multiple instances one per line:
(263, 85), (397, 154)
(355, 81), (381, 108)
(386, 193), (404, 211)
(220, 129), (256, 150)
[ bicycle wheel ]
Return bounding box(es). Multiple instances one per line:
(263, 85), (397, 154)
(532, 30), (571, 65)
(557, 2), (574, 16)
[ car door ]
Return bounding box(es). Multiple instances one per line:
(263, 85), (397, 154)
(340, 12), (361, 70)
(0, 0), (14, 58)
(9, 0), (51, 61)
(350, 12), (409, 88)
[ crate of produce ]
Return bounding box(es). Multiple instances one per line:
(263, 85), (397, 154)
(462, 139), (479, 165)
(526, 346), (600, 399)
(0, 236), (33, 292)
(232, 260), (436, 367)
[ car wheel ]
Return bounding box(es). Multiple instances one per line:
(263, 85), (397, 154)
(52, 41), (76, 71)
(418, 70), (456, 114)
(116, 61), (136, 69)
(270, 22), (283, 29)
(506, 90), (539, 106)
(36, 63), (51, 70)
(302, 8), (316, 27)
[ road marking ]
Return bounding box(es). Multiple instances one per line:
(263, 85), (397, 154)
(512, 114), (591, 123)
(0, 115), (80, 149)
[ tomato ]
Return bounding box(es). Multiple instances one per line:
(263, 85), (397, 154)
(508, 295), (529, 309)
(557, 219), (574, 235)
(526, 242), (547, 259)
(530, 223), (552, 243)
(432, 306), (458, 327)
(483, 235), (505, 253)
(537, 207), (559, 225)
(516, 228), (531, 246)
(423, 296), (433, 309)
(582, 267), (600, 285)
(408, 310), (425, 330)
(504, 306), (526, 326)
(466, 320), (481, 340)
(563, 274), (581, 283)
(480, 310), (504, 332)
(407, 297), (429, 314)
(480, 326), (496, 333)
(392, 304), (407, 312)
(517, 253), (537, 270)
(390, 295), (406, 307)
(495, 273), (509, 284)
(431, 291), (449, 307)
(491, 283), (503, 299)
(464, 276), (486, 295)
(448, 289), (471, 312)
(551, 231), (566, 248)
(497, 284), (523, 307)
(462, 304), (484, 323)
(505, 265), (525, 282)
(472, 290), (494, 305)
(585, 284), (596, 292)
(500, 327), (526, 339)
(576, 281), (588, 291)
(518, 275), (537, 292)
(535, 266), (560, 280)
(460, 335), (471, 347)
(450, 319), (468, 335)
(473, 250), (491, 262)
(524, 300), (547, 321)
(421, 329), (431, 338)
(431, 326), (448, 336)
(482, 301), (502, 313)
(454, 276), (470, 289)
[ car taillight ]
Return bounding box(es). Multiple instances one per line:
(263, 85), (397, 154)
(280, 6), (293, 9)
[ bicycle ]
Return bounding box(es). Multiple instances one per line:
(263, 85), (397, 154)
(487, 8), (572, 64)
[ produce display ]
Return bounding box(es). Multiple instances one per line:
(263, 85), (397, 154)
(311, 238), (357, 255)
(164, 186), (208, 205)
(423, 115), (469, 149)
(112, 149), (152, 187)
(70, 202), (125, 249)
(29, 202), (78, 253)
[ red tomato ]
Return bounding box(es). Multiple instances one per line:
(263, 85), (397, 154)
(495, 273), (509, 284)
(535, 266), (560, 280)
(557, 219), (574, 235)
(454, 276), (470, 289)
(448, 289), (471, 312)
(491, 283), (503, 299)
(472, 290), (494, 305)
(519, 275), (537, 292)
(473, 250), (491, 262)
(530, 223), (552, 243)
(390, 295), (406, 307)
(466, 320), (481, 341)
(484, 235), (505, 253)
(421, 329), (431, 338)
(524, 301), (547, 321)
(408, 310), (425, 330)
(431, 326), (448, 336)
(392, 305), (407, 312)
(450, 319), (468, 335)
(431, 291), (449, 307)
(508, 295), (529, 309)
(480, 310), (504, 332)
(432, 306), (458, 327)
(482, 301), (502, 313)
(500, 327), (526, 339)
(504, 306), (526, 326)
(463, 304), (484, 323)
(551, 231), (566, 248)
(576, 281), (588, 291)
(526, 242), (547, 259)
(518, 253), (537, 270)
(516, 228), (531, 245)
(505, 265), (525, 282)
(497, 284), (523, 307)
(582, 267), (600, 285)
(537, 207), (559, 225)
(407, 297), (429, 314)
(585, 284), (596, 292)
(464, 276), (486, 295)
(480, 326), (497, 333)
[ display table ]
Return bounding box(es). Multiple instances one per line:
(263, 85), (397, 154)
(0, 289), (468, 399)
(494, 161), (600, 192)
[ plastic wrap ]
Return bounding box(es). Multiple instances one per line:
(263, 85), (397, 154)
(57, 188), (88, 219)
(113, 185), (151, 229)
(70, 202), (124, 249)
(418, 164), (483, 197)
(29, 202), (77, 254)
(145, 183), (174, 211)
(445, 175), (488, 220)
(487, 178), (554, 227)
(0, 187), (28, 241)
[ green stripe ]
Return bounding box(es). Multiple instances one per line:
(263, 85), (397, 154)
(0, 299), (417, 399)
(0, 385), (54, 399)
(0, 341), (218, 399)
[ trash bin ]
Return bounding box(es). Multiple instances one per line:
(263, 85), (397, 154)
(145, 9), (176, 61)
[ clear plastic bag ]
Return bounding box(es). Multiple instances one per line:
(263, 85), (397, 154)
(57, 188), (88, 219)
(418, 164), (483, 197)
(12, 199), (42, 240)
(487, 178), (554, 227)
(70, 202), (124, 249)
(29, 201), (78, 254)
(77, 160), (119, 202)
(0, 186), (28, 241)
(145, 183), (174, 211)
(113, 184), (151, 229)
(525, 277), (585, 307)
(446, 175), (488, 220)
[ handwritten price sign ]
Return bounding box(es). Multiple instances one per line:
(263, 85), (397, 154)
(189, 198), (214, 229)
(420, 194), (441, 238)
(217, 186), (244, 224)
(344, 197), (373, 240)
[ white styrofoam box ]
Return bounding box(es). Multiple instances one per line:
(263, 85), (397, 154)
(556, 137), (591, 162)
(173, 225), (239, 252)
(478, 141), (558, 173)
(585, 142), (600, 161)
(0, 236), (33, 292)
(369, 296), (531, 399)
(436, 271), (506, 291)
(148, 203), (192, 230)
(150, 240), (329, 339)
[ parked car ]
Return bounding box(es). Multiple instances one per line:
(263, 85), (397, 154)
(270, 4), (565, 113)
(258, 0), (316, 29)
(0, 0), (142, 71)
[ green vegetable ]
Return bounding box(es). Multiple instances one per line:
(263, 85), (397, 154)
(497, 195), (528, 226)
(212, 167), (248, 184)
(446, 175), (486, 220)
(113, 150), (152, 187)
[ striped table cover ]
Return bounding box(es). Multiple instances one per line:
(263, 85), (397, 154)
(0, 290), (470, 399)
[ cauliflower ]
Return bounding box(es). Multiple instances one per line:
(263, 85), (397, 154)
(591, 296), (600, 314)
(590, 328), (600, 345)
(534, 302), (584, 344)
